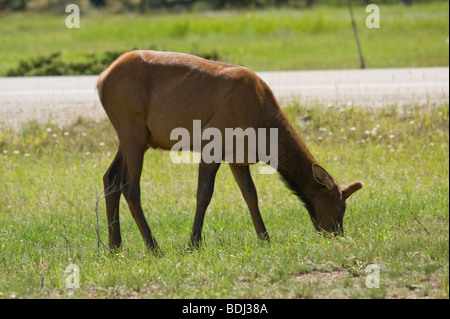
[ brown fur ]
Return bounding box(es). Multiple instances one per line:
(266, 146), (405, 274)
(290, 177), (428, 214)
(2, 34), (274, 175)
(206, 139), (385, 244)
(97, 50), (363, 251)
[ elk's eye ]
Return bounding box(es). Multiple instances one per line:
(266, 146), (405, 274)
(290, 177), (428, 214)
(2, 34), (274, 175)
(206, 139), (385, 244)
(340, 203), (346, 213)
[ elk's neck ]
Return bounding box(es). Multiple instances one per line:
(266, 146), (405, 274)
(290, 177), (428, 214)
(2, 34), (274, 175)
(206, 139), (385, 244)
(274, 116), (318, 207)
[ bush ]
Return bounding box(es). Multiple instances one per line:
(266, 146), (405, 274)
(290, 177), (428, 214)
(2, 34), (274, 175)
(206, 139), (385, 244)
(6, 49), (223, 76)
(6, 51), (124, 76)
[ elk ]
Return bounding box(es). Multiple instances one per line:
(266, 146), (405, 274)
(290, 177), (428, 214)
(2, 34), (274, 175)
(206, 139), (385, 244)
(97, 50), (363, 251)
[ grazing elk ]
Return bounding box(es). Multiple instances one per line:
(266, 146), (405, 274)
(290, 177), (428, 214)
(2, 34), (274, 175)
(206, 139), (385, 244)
(97, 50), (363, 251)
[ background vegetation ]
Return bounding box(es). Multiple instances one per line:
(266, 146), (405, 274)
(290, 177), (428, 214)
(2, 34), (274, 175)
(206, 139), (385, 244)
(0, 1), (448, 75)
(0, 0), (437, 12)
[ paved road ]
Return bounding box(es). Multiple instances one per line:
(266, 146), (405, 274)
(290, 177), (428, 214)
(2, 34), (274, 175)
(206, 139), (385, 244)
(259, 67), (449, 107)
(0, 67), (448, 129)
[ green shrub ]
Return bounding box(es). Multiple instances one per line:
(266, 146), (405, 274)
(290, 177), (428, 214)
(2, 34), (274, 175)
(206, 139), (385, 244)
(6, 49), (224, 76)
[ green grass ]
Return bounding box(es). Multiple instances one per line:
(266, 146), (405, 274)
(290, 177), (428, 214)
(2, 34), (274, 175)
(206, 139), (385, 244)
(0, 103), (448, 299)
(0, 2), (448, 75)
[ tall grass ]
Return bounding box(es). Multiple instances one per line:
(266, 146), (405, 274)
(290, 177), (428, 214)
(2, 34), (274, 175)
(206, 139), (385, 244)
(0, 103), (448, 298)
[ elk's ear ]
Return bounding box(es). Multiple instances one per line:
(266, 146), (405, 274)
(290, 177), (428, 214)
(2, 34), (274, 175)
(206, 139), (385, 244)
(312, 164), (337, 190)
(342, 181), (364, 200)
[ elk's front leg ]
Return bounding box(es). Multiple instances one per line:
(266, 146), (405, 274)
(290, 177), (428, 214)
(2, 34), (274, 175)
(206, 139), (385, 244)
(229, 164), (269, 242)
(189, 160), (221, 248)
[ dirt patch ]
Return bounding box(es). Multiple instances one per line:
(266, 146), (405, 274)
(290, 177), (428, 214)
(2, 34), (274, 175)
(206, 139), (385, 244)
(294, 270), (353, 298)
(295, 269), (349, 283)
(293, 269), (448, 299)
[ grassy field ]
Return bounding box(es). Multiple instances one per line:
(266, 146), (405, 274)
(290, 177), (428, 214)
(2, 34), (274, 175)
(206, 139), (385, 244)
(0, 0), (448, 300)
(0, 102), (448, 299)
(0, 2), (448, 75)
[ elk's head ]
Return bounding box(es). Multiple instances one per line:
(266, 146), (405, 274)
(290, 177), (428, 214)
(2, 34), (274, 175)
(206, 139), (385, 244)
(306, 164), (363, 236)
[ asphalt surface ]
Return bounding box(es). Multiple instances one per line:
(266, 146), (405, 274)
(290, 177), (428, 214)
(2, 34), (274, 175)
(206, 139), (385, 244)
(0, 67), (448, 129)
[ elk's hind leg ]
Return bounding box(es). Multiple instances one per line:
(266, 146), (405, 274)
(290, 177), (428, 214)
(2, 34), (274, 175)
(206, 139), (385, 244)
(103, 148), (124, 250)
(117, 120), (159, 251)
